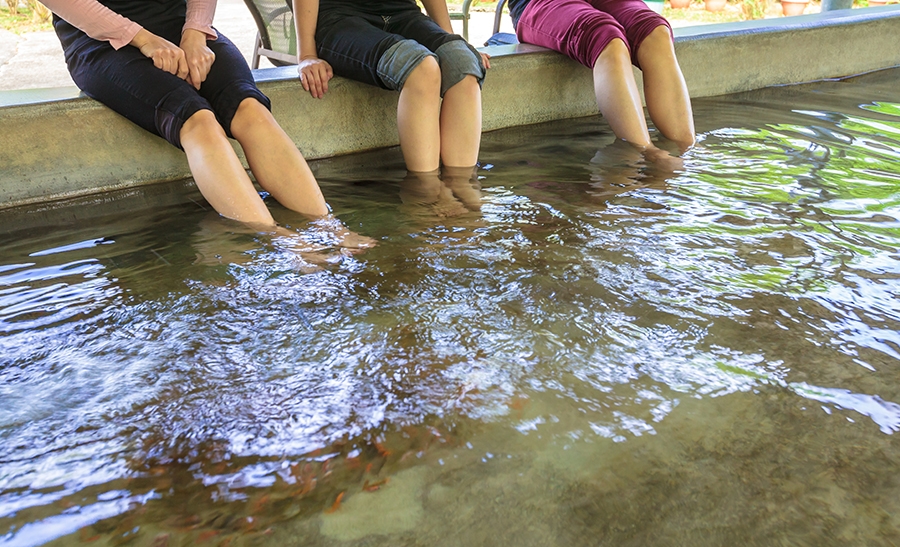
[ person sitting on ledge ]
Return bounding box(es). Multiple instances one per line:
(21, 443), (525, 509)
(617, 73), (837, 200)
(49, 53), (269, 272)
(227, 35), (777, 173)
(291, 0), (490, 180)
(507, 0), (696, 154)
(43, 0), (334, 230)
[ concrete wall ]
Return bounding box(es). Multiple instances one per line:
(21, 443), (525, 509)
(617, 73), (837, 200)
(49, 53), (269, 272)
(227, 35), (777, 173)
(1, 6), (899, 210)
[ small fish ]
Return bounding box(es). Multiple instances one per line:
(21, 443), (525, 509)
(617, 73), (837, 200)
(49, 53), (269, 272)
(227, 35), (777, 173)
(363, 478), (390, 492)
(196, 530), (219, 544)
(325, 492), (345, 513)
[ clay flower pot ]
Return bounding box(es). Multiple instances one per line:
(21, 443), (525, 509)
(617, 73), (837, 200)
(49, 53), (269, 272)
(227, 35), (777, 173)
(670, 0), (692, 8)
(780, 0), (808, 14)
(705, 0), (727, 10)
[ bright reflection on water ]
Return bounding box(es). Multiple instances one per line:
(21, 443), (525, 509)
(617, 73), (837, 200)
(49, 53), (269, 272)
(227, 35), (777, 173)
(2, 69), (900, 546)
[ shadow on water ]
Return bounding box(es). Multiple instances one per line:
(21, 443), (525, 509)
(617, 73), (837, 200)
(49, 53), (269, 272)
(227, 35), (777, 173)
(1, 68), (900, 546)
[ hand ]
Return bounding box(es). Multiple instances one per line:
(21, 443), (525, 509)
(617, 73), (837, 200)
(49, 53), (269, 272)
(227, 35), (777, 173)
(298, 56), (333, 99)
(180, 29), (216, 90)
(480, 52), (491, 70)
(130, 28), (189, 81)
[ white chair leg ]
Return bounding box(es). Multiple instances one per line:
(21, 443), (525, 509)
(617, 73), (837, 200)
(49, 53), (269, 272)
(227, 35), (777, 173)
(461, 0), (471, 40)
(252, 33), (263, 69)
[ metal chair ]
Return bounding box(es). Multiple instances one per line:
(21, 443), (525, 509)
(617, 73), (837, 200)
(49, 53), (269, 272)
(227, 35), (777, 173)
(243, 0), (299, 68)
(450, 0), (474, 41)
(244, 0), (475, 68)
(492, 0), (508, 34)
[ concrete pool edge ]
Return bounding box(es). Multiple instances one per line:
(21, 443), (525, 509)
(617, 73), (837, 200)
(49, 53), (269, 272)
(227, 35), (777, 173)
(1, 5), (899, 211)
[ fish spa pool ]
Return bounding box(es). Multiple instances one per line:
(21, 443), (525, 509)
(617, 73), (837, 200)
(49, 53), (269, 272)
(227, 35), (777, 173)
(1, 67), (900, 546)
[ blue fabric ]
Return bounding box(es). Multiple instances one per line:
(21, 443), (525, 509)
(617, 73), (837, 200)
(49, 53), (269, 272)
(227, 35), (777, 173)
(315, 6), (464, 90)
(434, 40), (485, 96)
(484, 32), (520, 46)
(376, 39), (437, 91)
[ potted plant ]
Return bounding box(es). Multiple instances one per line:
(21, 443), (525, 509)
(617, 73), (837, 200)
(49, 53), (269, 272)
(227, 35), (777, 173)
(670, 0), (692, 8)
(780, 0), (809, 14)
(705, 0), (727, 10)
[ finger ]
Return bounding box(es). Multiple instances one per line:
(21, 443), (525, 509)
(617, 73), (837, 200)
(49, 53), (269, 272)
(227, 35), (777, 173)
(308, 71), (323, 98)
(161, 55), (176, 75)
(176, 55), (190, 81)
(205, 52), (216, 79)
(302, 69), (318, 97)
(305, 71), (321, 98)
(161, 52), (178, 75)
(189, 56), (207, 88)
(319, 68), (330, 95)
(189, 63), (202, 89)
(300, 71), (311, 92)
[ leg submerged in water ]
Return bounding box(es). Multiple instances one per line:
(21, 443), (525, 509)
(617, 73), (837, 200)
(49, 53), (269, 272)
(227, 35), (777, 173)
(592, 39), (683, 171)
(399, 169), (469, 218)
(441, 164), (481, 212)
(636, 25), (695, 151)
(398, 165), (482, 219)
(182, 102), (375, 250)
(180, 108), (276, 228)
(397, 56), (443, 172)
(591, 34), (689, 169)
(440, 74), (483, 168)
(230, 97), (330, 218)
(515, 0), (692, 156)
(592, 37), (653, 149)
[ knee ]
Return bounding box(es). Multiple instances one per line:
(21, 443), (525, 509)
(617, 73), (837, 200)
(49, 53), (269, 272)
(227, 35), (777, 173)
(403, 56), (441, 97)
(180, 109), (226, 143)
(595, 38), (631, 69)
(445, 74), (480, 97)
(434, 40), (485, 96)
(639, 25), (675, 59)
(230, 97), (275, 136)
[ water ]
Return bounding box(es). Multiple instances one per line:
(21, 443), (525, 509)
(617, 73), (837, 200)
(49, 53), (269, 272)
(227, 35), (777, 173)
(2, 68), (899, 546)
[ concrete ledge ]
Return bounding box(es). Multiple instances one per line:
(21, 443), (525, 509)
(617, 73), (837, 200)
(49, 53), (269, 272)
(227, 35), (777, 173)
(2, 6), (899, 210)
(675, 6), (900, 97)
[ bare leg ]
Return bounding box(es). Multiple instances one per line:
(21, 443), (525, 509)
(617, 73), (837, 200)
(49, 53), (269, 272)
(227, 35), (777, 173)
(399, 169), (443, 206)
(399, 169), (468, 218)
(637, 25), (695, 150)
(441, 165), (481, 212)
(230, 98), (329, 217)
(180, 109), (275, 227)
(397, 57), (443, 172)
(592, 38), (652, 148)
(439, 75), (483, 167)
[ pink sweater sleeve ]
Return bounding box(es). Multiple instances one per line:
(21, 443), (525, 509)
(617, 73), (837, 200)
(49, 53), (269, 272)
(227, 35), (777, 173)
(41, 0), (141, 49)
(42, 0), (217, 50)
(184, 0), (218, 40)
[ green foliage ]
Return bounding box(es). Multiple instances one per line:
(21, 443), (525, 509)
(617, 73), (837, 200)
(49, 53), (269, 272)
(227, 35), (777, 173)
(661, 4), (744, 22)
(742, 0), (771, 18)
(0, 4), (52, 33)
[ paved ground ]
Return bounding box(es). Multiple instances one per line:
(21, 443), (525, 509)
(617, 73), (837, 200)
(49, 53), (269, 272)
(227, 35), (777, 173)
(0, 0), (516, 91)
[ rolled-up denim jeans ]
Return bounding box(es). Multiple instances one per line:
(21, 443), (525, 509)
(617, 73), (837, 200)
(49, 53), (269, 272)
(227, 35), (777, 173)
(315, 6), (484, 92)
